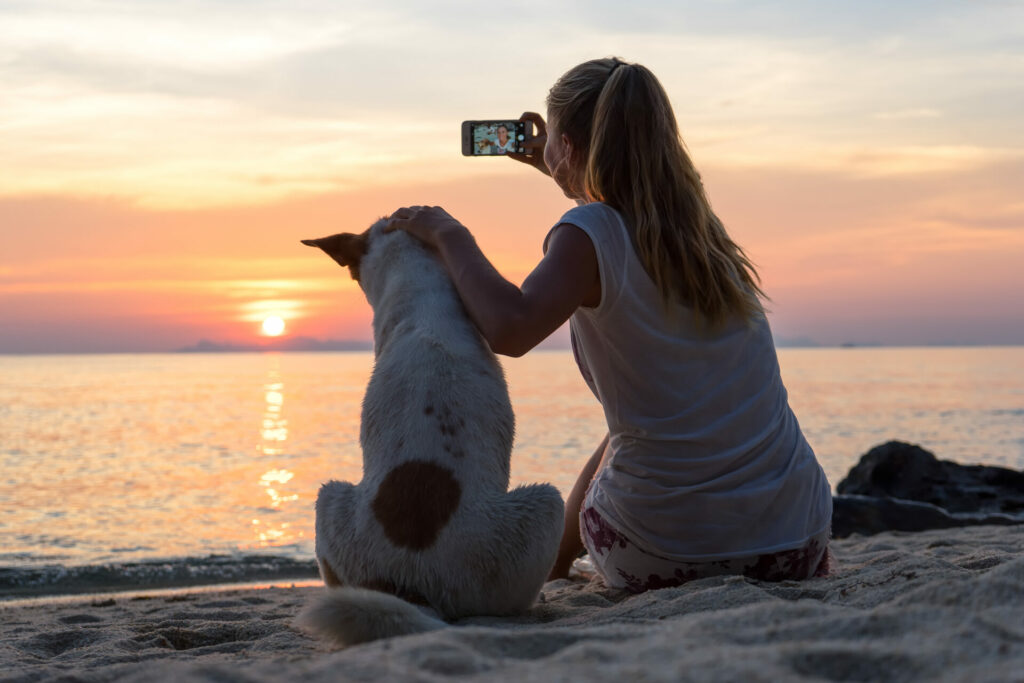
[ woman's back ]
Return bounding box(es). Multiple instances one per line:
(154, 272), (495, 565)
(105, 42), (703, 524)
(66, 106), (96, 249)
(559, 202), (832, 560)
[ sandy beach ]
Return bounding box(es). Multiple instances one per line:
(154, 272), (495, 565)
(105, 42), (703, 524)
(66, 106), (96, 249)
(2, 525), (1022, 682)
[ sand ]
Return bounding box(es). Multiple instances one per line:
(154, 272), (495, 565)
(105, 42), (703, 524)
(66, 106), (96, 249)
(2, 525), (1022, 682)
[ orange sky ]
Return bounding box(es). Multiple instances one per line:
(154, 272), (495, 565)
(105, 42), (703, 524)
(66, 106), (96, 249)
(1, 1), (1022, 351)
(0, 174), (578, 351)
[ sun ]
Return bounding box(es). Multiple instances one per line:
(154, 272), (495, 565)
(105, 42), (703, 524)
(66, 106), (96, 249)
(261, 316), (286, 337)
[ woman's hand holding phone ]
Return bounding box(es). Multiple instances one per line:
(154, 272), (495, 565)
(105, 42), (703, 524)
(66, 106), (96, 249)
(509, 112), (550, 177)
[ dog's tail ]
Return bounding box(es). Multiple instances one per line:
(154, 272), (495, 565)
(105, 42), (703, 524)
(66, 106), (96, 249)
(294, 587), (447, 647)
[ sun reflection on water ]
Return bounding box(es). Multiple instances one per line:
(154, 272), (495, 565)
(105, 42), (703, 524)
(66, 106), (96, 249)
(259, 468), (299, 508)
(260, 381), (288, 452)
(248, 358), (302, 549)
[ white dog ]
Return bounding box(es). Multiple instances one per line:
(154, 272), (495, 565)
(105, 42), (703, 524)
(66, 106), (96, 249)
(295, 218), (564, 647)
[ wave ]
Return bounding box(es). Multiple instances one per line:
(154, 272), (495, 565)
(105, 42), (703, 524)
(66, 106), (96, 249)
(0, 554), (320, 601)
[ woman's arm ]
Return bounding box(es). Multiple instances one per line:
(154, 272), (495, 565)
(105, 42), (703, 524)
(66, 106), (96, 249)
(549, 433), (609, 580)
(386, 206), (599, 357)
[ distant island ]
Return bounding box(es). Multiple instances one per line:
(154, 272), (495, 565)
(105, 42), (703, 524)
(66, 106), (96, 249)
(177, 337), (373, 353)
(772, 335), (821, 348)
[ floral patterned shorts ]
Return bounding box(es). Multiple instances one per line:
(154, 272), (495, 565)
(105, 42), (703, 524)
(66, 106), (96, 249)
(581, 504), (831, 593)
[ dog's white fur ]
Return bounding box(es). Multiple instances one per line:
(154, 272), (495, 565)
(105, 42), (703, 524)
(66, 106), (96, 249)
(295, 219), (564, 647)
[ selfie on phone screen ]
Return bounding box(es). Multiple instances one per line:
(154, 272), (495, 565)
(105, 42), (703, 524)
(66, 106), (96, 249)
(462, 120), (529, 156)
(476, 122), (515, 155)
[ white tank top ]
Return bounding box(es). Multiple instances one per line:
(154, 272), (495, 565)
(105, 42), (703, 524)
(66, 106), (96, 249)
(550, 202), (832, 561)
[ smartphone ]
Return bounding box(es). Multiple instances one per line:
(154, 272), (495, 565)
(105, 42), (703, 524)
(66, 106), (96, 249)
(461, 120), (531, 156)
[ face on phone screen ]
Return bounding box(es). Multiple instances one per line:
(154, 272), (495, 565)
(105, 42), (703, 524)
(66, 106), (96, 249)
(471, 121), (524, 155)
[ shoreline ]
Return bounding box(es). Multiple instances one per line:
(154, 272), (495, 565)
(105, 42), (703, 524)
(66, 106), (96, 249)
(0, 578), (322, 610)
(2, 525), (1022, 682)
(0, 554), (320, 603)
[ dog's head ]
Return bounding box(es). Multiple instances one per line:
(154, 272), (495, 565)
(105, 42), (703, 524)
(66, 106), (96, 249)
(302, 218), (435, 305)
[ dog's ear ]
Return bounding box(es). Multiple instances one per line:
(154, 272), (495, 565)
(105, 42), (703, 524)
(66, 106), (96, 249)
(302, 232), (369, 281)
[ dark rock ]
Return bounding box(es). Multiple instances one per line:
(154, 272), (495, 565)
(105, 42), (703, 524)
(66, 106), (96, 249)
(831, 441), (1024, 538)
(832, 495), (1024, 539)
(836, 441), (1024, 515)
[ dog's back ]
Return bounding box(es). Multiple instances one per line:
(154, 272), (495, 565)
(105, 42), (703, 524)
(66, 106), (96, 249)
(358, 228), (515, 489)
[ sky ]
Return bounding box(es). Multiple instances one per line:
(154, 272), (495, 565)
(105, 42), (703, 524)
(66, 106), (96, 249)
(1, 0), (1022, 352)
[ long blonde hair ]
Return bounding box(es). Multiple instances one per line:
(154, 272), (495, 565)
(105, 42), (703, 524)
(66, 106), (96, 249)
(547, 57), (766, 326)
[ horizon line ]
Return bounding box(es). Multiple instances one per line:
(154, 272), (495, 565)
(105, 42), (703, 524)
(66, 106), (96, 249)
(2, 342), (1024, 357)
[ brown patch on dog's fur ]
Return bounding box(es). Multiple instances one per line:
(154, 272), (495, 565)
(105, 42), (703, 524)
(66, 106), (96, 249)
(301, 231), (369, 281)
(371, 460), (461, 551)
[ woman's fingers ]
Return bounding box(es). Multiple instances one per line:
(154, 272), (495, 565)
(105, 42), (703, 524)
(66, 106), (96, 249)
(384, 206), (419, 231)
(387, 206), (425, 221)
(520, 113), (548, 157)
(520, 111), (547, 137)
(507, 151), (534, 166)
(508, 113), (550, 176)
(511, 143), (551, 176)
(383, 206), (462, 248)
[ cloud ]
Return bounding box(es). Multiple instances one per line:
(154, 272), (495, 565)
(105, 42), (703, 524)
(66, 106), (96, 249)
(0, 1), (353, 69)
(924, 208), (1024, 232)
(831, 145), (1024, 177)
(2, 1), (1022, 207)
(872, 108), (942, 120)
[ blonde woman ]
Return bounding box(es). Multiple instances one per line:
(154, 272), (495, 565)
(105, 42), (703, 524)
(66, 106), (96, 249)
(387, 57), (832, 591)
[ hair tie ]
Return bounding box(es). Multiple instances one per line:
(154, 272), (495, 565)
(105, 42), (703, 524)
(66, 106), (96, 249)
(609, 60), (626, 76)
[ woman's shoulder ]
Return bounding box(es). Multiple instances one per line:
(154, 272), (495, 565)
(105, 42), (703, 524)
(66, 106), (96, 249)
(545, 202), (623, 255)
(558, 201), (622, 224)
(555, 203), (627, 242)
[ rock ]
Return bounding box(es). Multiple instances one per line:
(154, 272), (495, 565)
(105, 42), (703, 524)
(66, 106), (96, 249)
(831, 441), (1024, 538)
(831, 495), (1024, 538)
(836, 441), (1024, 515)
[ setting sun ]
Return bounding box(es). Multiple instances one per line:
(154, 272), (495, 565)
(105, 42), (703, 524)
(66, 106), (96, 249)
(261, 316), (286, 337)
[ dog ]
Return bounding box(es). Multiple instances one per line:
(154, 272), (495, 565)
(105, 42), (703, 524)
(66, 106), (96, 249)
(295, 218), (564, 647)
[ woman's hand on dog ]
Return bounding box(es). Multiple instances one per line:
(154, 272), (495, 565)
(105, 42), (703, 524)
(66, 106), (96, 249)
(385, 206), (468, 249)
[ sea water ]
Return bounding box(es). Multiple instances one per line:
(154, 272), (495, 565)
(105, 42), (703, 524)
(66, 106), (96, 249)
(1, 348), (1022, 598)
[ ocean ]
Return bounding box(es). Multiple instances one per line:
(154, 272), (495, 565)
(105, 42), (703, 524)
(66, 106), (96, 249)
(2, 347), (1022, 599)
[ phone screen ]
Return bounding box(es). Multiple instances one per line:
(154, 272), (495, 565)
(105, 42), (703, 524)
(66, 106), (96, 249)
(468, 121), (527, 155)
